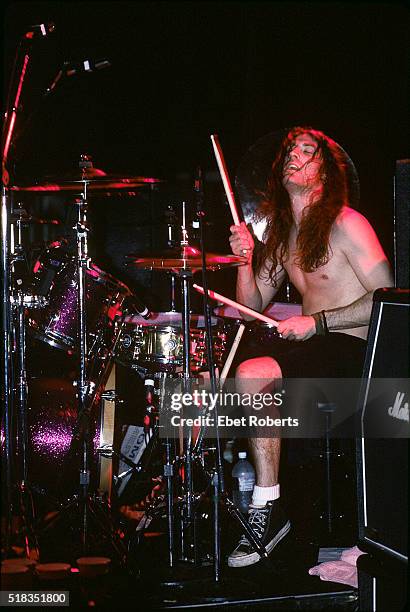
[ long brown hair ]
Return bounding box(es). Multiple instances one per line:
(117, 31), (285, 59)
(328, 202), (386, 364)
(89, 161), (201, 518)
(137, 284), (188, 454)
(256, 127), (350, 284)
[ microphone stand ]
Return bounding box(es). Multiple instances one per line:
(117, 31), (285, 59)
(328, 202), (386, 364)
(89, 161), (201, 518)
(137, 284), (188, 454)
(1, 29), (37, 555)
(193, 168), (272, 581)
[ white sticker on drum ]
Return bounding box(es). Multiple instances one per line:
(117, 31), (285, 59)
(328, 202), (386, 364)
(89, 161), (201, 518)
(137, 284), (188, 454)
(117, 425), (151, 495)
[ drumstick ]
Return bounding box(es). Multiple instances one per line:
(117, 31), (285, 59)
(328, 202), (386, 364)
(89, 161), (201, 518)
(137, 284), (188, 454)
(210, 134), (241, 226)
(219, 322), (246, 389)
(193, 284), (279, 328)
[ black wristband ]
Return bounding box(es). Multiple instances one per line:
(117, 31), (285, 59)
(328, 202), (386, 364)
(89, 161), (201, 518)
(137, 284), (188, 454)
(321, 310), (329, 334)
(312, 312), (325, 336)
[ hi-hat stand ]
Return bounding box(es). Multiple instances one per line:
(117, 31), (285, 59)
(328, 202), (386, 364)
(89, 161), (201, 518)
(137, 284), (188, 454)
(192, 167), (272, 581)
(178, 202), (197, 564)
(120, 181), (271, 577)
(149, 188), (271, 581)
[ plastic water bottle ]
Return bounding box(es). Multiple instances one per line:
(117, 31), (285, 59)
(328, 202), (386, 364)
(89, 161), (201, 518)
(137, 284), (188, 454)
(232, 451), (255, 514)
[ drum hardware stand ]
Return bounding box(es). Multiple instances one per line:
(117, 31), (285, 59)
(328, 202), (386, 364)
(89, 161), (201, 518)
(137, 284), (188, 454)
(177, 201), (199, 564)
(193, 168), (272, 581)
(73, 180), (93, 554)
(165, 204), (178, 312)
(169, 273), (177, 311)
(41, 172), (125, 562)
(1, 25), (35, 554)
(154, 370), (177, 568)
(10, 272), (41, 559)
(1, 197), (42, 558)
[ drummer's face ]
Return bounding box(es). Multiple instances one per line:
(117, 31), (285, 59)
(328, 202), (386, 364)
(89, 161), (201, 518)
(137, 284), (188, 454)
(282, 133), (323, 189)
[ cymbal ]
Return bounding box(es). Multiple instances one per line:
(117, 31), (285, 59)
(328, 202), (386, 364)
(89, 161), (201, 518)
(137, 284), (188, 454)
(10, 169), (163, 194)
(126, 245), (247, 271)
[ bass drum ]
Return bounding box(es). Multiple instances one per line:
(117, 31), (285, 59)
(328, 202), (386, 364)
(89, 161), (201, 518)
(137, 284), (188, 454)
(27, 364), (102, 508)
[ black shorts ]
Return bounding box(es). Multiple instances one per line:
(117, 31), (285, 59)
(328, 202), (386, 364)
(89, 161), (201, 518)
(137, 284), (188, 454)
(234, 323), (367, 378)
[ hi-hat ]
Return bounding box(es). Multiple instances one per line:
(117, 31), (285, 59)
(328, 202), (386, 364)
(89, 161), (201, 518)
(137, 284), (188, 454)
(10, 168), (162, 194)
(126, 245), (246, 271)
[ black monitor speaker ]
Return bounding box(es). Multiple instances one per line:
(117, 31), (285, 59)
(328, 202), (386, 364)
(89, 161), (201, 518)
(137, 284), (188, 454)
(356, 288), (409, 563)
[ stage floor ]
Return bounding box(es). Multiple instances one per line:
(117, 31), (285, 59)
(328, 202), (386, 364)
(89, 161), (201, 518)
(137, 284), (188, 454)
(63, 531), (358, 610)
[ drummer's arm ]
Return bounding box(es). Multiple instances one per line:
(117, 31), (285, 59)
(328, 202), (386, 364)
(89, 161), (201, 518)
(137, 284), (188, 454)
(237, 258), (285, 320)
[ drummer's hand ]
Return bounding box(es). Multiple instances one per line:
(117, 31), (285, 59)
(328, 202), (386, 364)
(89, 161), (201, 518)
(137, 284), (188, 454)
(277, 316), (316, 341)
(229, 222), (254, 264)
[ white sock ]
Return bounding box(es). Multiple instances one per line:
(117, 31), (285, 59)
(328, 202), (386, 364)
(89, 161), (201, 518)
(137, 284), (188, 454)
(251, 484), (280, 507)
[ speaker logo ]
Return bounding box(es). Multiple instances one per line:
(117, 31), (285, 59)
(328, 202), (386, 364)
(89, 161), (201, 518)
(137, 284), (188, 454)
(388, 391), (409, 422)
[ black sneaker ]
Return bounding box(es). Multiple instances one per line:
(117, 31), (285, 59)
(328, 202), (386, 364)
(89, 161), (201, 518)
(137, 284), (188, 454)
(228, 500), (291, 567)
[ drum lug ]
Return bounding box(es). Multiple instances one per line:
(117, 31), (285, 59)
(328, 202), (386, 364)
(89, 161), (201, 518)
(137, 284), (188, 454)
(97, 443), (114, 457)
(100, 389), (119, 402)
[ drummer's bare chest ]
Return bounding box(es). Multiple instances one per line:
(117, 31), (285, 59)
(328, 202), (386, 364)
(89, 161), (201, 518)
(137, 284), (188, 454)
(282, 230), (352, 297)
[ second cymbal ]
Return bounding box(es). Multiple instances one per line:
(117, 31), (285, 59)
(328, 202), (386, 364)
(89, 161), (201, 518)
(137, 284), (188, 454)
(10, 170), (163, 195)
(125, 246), (246, 271)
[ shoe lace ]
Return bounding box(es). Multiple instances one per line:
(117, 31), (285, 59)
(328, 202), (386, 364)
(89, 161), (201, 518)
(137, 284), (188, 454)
(248, 506), (269, 539)
(238, 506), (269, 545)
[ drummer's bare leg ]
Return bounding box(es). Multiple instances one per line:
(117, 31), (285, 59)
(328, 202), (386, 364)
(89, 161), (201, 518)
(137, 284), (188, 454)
(235, 357), (281, 488)
(228, 356), (291, 567)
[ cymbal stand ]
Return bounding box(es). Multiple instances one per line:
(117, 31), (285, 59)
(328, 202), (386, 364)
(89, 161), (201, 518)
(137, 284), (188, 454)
(193, 169), (272, 581)
(45, 180), (126, 562)
(72, 170), (113, 556)
(72, 182), (92, 553)
(177, 201), (197, 563)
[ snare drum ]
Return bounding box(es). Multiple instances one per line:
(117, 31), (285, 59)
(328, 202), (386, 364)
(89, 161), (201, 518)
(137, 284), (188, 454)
(115, 312), (227, 372)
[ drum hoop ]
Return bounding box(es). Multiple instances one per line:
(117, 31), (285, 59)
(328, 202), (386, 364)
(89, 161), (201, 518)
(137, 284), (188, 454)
(122, 312), (218, 327)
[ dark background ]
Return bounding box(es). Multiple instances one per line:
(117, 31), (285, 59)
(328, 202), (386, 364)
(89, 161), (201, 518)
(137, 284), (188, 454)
(3, 1), (409, 307)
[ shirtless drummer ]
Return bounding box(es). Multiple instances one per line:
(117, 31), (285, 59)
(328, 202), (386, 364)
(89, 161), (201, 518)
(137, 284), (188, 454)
(228, 126), (393, 567)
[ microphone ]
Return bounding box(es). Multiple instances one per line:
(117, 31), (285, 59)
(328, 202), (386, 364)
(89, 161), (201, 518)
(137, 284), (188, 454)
(25, 22), (56, 39)
(45, 59), (111, 95)
(65, 58), (112, 77)
(127, 294), (152, 320)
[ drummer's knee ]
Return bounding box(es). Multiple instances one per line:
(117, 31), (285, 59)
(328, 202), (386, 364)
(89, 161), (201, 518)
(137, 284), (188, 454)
(235, 356), (282, 381)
